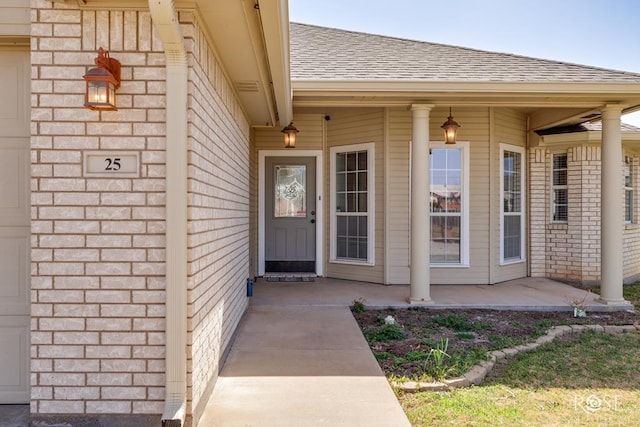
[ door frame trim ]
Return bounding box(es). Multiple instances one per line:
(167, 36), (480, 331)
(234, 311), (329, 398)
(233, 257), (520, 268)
(258, 150), (324, 276)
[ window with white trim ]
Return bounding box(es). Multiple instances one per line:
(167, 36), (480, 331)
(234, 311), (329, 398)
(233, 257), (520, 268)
(552, 153), (568, 222)
(330, 143), (375, 264)
(501, 145), (525, 263)
(625, 155), (633, 224)
(429, 143), (469, 265)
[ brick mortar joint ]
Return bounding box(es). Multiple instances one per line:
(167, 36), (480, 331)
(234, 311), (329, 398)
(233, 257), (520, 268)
(392, 322), (640, 392)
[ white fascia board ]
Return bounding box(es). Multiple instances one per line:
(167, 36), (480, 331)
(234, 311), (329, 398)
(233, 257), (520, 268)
(292, 80), (640, 99)
(258, 0), (293, 126)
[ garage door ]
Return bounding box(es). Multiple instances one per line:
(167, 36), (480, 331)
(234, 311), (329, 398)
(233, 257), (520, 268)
(0, 48), (30, 404)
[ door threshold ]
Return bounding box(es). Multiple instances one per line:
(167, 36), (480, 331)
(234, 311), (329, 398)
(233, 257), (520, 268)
(263, 272), (316, 282)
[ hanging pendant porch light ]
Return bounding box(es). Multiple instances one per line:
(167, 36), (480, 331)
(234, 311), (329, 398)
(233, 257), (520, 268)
(282, 122), (299, 148)
(441, 107), (461, 144)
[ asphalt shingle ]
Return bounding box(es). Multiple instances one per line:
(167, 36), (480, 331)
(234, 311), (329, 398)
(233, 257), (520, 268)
(290, 23), (640, 83)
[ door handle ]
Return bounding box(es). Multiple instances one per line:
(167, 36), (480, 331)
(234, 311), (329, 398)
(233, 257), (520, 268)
(310, 219), (316, 224)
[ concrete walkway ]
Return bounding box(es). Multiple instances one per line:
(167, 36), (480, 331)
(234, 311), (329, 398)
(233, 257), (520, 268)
(198, 277), (632, 426)
(199, 304), (410, 426)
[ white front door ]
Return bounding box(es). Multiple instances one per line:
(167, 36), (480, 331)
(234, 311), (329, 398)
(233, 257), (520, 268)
(0, 49), (30, 404)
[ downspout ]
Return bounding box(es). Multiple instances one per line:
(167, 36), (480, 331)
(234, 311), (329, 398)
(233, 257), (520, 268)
(147, 1), (188, 426)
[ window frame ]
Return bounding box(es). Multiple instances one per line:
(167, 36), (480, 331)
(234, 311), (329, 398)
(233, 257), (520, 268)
(329, 143), (375, 265)
(551, 152), (568, 223)
(624, 155), (633, 224)
(428, 141), (470, 267)
(500, 144), (526, 265)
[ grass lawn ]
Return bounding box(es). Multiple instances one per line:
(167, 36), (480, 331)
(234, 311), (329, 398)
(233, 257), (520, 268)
(399, 331), (640, 426)
(359, 283), (640, 426)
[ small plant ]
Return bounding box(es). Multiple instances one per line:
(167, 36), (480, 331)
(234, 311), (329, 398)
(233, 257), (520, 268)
(456, 331), (475, 340)
(433, 313), (476, 332)
(351, 297), (367, 313)
(565, 294), (588, 318)
(423, 338), (453, 381)
(363, 323), (406, 343)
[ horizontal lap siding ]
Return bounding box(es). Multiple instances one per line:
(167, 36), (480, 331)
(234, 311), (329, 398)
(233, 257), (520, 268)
(183, 12), (251, 423)
(0, 0), (29, 36)
(326, 109), (384, 283)
(386, 108), (411, 283)
(492, 108), (527, 283)
(431, 108), (490, 284)
(387, 107), (491, 285)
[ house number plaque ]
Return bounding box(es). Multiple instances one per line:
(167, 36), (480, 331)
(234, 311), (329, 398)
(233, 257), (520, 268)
(83, 151), (140, 178)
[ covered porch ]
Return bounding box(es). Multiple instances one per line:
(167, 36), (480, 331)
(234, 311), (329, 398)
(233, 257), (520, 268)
(252, 277), (634, 312)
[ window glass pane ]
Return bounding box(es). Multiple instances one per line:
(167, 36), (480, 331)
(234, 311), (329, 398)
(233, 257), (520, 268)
(358, 216), (368, 237)
(358, 151), (368, 170)
(447, 149), (461, 169)
(358, 172), (367, 191)
(336, 153), (346, 172)
(347, 193), (356, 212)
(358, 193), (367, 213)
(554, 187), (568, 221)
(274, 165), (306, 217)
(626, 190), (633, 222)
(503, 151), (521, 213)
(336, 192), (345, 213)
(337, 236), (347, 258)
(336, 173), (345, 192)
(553, 153), (567, 170)
(431, 149), (446, 168)
(430, 215), (461, 263)
(504, 215), (521, 259)
(346, 152), (357, 171)
(347, 172), (357, 191)
(337, 216), (347, 235)
(553, 154), (567, 186)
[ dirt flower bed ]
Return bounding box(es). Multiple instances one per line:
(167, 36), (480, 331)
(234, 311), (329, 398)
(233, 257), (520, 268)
(352, 307), (638, 381)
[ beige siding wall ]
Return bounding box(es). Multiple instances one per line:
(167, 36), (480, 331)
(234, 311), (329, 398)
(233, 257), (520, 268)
(183, 12), (251, 423)
(385, 108), (411, 283)
(30, 2), (253, 422)
(0, 0), (30, 36)
(385, 107), (493, 284)
(491, 108), (528, 283)
(325, 108), (385, 283)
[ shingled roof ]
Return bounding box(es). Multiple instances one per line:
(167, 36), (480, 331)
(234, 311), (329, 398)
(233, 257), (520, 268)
(290, 22), (640, 83)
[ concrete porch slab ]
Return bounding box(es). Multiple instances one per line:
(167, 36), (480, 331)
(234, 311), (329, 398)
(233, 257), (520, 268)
(251, 277), (634, 312)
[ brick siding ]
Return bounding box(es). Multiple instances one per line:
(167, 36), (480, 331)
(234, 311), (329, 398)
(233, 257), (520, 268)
(30, 1), (251, 420)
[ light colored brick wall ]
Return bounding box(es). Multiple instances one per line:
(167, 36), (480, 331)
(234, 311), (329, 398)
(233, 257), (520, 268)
(31, 1), (166, 416)
(529, 143), (640, 285)
(623, 156), (640, 282)
(31, 3), (253, 421)
(180, 12), (251, 422)
(529, 147), (547, 277)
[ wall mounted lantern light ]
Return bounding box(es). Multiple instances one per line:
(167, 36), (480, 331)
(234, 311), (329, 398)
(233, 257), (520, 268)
(441, 107), (461, 144)
(83, 47), (121, 111)
(281, 122), (299, 148)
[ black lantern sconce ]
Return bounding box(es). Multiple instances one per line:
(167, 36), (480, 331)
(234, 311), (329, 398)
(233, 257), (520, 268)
(441, 107), (461, 144)
(281, 122), (299, 148)
(83, 47), (121, 111)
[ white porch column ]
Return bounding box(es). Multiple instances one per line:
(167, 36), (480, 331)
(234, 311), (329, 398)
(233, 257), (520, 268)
(409, 104), (435, 303)
(600, 105), (626, 303)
